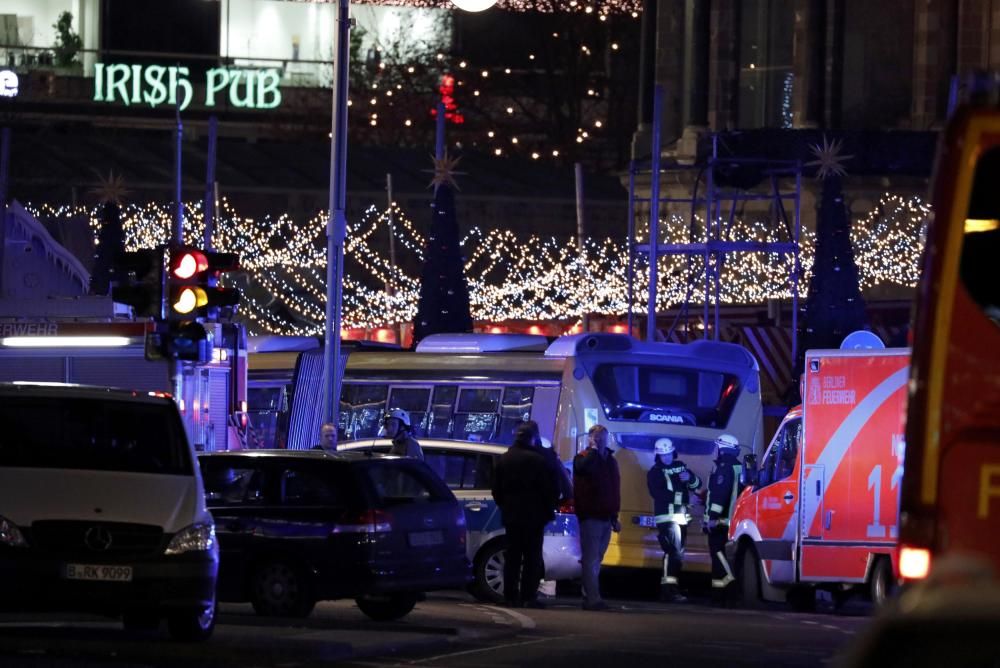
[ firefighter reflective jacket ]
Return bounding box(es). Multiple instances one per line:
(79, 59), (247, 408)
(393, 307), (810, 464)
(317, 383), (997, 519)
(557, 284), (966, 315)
(647, 459), (702, 525)
(704, 452), (743, 526)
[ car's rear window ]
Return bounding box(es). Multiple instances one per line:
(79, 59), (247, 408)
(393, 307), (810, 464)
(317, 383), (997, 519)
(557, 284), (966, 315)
(360, 460), (453, 506)
(0, 396), (192, 475)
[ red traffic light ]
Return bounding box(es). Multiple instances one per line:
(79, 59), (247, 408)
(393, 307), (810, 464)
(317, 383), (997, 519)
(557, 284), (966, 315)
(171, 249), (209, 280)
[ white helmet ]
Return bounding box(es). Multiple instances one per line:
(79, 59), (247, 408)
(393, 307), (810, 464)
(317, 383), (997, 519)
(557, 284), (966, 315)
(715, 433), (739, 451)
(654, 438), (675, 456)
(385, 408), (411, 428)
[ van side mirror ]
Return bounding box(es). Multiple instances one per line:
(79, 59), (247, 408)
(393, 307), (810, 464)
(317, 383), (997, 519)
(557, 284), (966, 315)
(741, 453), (757, 486)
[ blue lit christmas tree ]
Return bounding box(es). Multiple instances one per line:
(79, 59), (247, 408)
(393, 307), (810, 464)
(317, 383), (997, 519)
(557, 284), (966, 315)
(414, 153), (473, 343)
(796, 137), (868, 389)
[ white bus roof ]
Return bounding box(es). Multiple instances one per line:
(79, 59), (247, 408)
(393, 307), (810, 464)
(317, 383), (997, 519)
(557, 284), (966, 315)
(248, 336), (321, 353)
(544, 333), (758, 370)
(415, 333), (550, 353)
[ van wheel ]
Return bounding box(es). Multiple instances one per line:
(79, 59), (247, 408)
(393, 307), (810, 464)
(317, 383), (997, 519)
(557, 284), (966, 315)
(166, 601), (216, 642)
(473, 540), (507, 604)
(740, 547), (764, 609)
(356, 593), (417, 621)
(251, 561), (316, 618)
(868, 557), (896, 607)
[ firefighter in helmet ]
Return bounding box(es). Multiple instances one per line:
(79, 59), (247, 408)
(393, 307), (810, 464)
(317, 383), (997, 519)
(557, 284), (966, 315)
(381, 408), (424, 460)
(703, 433), (744, 603)
(647, 437), (702, 602)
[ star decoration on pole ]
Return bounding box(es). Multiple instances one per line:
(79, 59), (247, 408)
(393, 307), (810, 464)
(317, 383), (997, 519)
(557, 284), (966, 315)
(427, 152), (464, 190)
(806, 135), (853, 180)
(89, 170), (131, 205)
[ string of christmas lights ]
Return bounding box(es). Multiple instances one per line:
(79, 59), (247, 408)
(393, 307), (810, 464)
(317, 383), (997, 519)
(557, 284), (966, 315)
(29, 192), (926, 335)
(298, 1), (643, 16)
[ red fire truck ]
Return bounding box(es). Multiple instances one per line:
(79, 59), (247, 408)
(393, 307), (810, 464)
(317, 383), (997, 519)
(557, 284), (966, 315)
(0, 298), (248, 452)
(729, 344), (909, 608)
(897, 101), (1000, 584)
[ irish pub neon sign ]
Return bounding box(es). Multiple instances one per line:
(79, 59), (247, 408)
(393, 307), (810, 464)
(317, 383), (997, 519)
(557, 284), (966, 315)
(93, 63), (282, 111)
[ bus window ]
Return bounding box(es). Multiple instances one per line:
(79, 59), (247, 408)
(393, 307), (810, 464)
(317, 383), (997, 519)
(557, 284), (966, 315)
(963, 146), (1000, 324)
(591, 363), (740, 428)
(498, 386), (535, 444)
(454, 388), (502, 442)
(340, 384), (388, 440)
(387, 386), (432, 437)
(427, 386), (458, 438)
(247, 385), (288, 449)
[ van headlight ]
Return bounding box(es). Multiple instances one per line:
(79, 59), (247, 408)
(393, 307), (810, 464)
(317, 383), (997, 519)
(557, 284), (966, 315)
(0, 515), (26, 548)
(164, 523), (216, 555)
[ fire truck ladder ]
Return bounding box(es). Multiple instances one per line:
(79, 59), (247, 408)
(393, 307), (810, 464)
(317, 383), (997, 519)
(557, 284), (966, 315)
(626, 88), (803, 359)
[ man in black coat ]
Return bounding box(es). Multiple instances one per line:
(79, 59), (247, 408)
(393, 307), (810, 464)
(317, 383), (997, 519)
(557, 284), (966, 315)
(492, 420), (558, 608)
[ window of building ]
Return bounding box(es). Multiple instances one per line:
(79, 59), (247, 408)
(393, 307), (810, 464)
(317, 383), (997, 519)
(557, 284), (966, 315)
(737, 0), (794, 129)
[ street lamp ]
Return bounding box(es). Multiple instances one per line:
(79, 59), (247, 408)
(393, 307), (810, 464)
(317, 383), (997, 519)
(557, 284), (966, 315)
(451, 0), (497, 11)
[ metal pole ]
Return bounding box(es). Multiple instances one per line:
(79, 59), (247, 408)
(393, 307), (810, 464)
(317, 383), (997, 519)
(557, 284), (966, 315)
(626, 161), (636, 337)
(435, 100), (445, 161)
(174, 105), (183, 244)
(172, 102), (184, 406)
(646, 86), (663, 342)
(386, 173), (396, 295)
(387, 172), (401, 344)
(703, 135), (714, 340)
(0, 127), (9, 295)
(792, 162), (802, 361)
(322, 0), (351, 438)
(204, 115), (218, 250)
(575, 162), (589, 333)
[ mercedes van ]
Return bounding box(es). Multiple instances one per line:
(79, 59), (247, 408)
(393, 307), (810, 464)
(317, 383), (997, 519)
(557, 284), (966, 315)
(0, 383), (218, 641)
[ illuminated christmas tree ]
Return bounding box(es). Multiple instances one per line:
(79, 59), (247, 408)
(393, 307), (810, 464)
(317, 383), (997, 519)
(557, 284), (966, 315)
(414, 153), (473, 342)
(796, 137), (868, 388)
(88, 171), (128, 295)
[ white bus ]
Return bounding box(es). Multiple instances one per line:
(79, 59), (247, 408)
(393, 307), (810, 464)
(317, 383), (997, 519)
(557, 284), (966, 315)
(329, 332), (764, 572)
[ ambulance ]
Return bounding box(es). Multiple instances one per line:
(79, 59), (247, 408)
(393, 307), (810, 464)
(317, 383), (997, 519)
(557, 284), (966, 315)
(728, 341), (909, 608)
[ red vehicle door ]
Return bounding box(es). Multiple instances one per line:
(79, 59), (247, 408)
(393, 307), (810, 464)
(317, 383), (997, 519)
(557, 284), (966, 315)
(751, 416), (802, 585)
(799, 351), (908, 582)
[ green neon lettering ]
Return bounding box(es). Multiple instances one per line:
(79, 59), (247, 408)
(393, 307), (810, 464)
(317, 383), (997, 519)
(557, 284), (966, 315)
(105, 64), (131, 105)
(143, 65), (168, 107)
(205, 67), (229, 107)
(256, 69), (281, 109)
(130, 64), (143, 104)
(93, 63), (105, 101)
(228, 70), (254, 108)
(168, 66), (193, 111)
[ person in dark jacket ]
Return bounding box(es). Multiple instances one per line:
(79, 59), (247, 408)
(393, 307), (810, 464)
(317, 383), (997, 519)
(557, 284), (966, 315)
(573, 424), (621, 611)
(647, 437), (702, 602)
(492, 420), (558, 608)
(535, 435), (572, 599)
(537, 436), (573, 504)
(703, 433), (744, 603)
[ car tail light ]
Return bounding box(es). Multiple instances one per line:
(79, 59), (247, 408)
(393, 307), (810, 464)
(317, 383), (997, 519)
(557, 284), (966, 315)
(557, 499), (575, 514)
(332, 509), (392, 534)
(899, 545), (931, 580)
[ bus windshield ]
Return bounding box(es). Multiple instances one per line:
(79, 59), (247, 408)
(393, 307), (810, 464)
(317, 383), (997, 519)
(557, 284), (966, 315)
(590, 363), (740, 428)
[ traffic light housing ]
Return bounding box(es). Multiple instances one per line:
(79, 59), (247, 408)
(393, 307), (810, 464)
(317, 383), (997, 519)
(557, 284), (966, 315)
(166, 246), (240, 321)
(145, 320), (213, 363)
(111, 248), (165, 318)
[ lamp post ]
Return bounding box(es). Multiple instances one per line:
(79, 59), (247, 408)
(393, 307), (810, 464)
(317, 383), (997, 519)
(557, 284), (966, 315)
(322, 0), (351, 441)
(451, 0), (497, 11)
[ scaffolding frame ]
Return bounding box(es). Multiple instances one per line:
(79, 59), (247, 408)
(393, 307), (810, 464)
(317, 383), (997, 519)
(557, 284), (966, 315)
(626, 87), (803, 359)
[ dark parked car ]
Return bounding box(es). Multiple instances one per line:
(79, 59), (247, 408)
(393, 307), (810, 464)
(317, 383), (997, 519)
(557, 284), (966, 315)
(197, 450), (471, 621)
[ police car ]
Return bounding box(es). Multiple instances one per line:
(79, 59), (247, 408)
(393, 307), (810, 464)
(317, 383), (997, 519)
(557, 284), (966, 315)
(339, 439), (581, 602)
